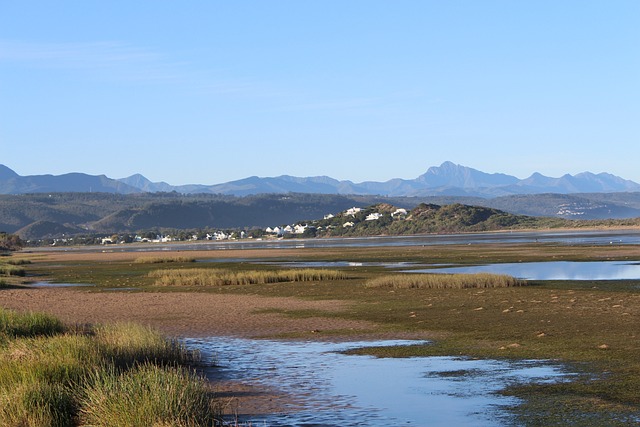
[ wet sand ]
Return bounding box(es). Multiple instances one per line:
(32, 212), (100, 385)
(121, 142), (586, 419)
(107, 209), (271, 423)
(0, 287), (376, 338)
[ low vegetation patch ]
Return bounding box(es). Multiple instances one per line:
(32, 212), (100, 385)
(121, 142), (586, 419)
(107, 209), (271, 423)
(4, 259), (31, 266)
(365, 272), (527, 289)
(0, 309), (217, 427)
(0, 265), (26, 277)
(134, 256), (196, 264)
(0, 309), (65, 338)
(149, 268), (350, 287)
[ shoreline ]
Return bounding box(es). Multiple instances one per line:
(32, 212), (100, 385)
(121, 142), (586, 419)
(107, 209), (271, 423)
(0, 286), (401, 418)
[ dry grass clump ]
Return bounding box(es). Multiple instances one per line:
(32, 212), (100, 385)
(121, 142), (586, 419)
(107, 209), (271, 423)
(149, 268), (350, 287)
(134, 256), (196, 264)
(365, 272), (527, 289)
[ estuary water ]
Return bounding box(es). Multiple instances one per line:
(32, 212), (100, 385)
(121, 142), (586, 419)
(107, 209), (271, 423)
(185, 338), (574, 427)
(406, 260), (640, 281)
(34, 229), (640, 253)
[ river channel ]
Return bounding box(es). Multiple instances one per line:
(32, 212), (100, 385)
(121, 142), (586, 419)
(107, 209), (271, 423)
(35, 229), (640, 253)
(185, 338), (574, 427)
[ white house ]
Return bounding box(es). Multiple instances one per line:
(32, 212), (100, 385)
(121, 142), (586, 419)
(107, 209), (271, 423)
(211, 231), (228, 240)
(365, 212), (383, 221)
(324, 213), (335, 220)
(343, 221), (355, 228)
(294, 224), (307, 234)
(345, 207), (362, 217)
(392, 208), (408, 217)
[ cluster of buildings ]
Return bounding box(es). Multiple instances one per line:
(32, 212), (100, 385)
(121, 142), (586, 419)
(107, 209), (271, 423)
(264, 206), (409, 235)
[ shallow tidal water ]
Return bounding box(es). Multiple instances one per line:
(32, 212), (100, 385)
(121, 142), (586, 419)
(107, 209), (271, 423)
(407, 260), (640, 281)
(184, 338), (574, 427)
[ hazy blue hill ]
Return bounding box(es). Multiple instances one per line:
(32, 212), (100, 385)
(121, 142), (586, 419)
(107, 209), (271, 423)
(0, 164), (20, 180)
(485, 193), (640, 219)
(3, 162), (640, 198)
(0, 165), (140, 194)
(118, 174), (175, 192)
(415, 161), (520, 188)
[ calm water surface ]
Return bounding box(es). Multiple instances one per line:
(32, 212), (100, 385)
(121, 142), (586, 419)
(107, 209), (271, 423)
(34, 229), (640, 253)
(407, 261), (640, 281)
(185, 338), (573, 427)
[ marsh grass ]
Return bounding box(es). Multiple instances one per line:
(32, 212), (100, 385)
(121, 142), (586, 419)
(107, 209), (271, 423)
(135, 256), (196, 264)
(0, 264), (26, 277)
(149, 268), (350, 287)
(4, 259), (32, 266)
(79, 364), (215, 427)
(0, 308), (65, 338)
(0, 310), (215, 427)
(365, 272), (526, 289)
(93, 322), (199, 368)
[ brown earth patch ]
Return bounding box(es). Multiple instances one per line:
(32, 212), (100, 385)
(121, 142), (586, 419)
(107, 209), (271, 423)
(0, 287), (376, 339)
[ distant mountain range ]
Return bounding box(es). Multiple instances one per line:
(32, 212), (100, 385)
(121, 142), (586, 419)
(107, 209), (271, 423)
(2, 162), (640, 197)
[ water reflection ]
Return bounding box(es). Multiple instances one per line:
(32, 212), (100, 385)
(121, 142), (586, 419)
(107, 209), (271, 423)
(254, 260), (418, 269)
(28, 281), (95, 288)
(407, 261), (640, 281)
(185, 338), (573, 426)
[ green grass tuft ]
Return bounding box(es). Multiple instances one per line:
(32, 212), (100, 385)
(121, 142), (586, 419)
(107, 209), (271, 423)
(0, 264), (26, 277)
(0, 311), (215, 426)
(0, 308), (65, 338)
(79, 363), (215, 427)
(93, 322), (199, 368)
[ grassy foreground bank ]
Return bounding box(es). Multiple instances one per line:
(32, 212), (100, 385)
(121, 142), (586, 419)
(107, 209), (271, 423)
(0, 309), (218, 427)
(12, 241), (640, 425)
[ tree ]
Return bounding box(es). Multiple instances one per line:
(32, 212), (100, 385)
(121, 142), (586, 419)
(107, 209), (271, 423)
(0, 233), (24, 252)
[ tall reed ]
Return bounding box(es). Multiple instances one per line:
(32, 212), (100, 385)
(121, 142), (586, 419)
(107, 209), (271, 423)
(365, 272), (527, 289)
(149, 268), (349, 287)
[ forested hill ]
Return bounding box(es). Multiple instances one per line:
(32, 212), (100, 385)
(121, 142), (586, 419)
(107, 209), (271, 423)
(304, 203), (568, 238)
(1, 192), (639, 241)
(0, 193), (396, 239)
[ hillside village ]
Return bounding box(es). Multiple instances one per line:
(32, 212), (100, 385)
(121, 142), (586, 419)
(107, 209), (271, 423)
(264, 204), (409, 237)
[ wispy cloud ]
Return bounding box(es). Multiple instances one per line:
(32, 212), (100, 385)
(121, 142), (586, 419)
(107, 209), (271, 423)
(0, 39), (293, 101)
(273, 97), (383, 113)
(0, 40), (170, 79)
(0, 40), (225, 90)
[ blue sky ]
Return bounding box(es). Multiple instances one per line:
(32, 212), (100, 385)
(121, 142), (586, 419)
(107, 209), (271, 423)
(1, 1), (638, 185)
